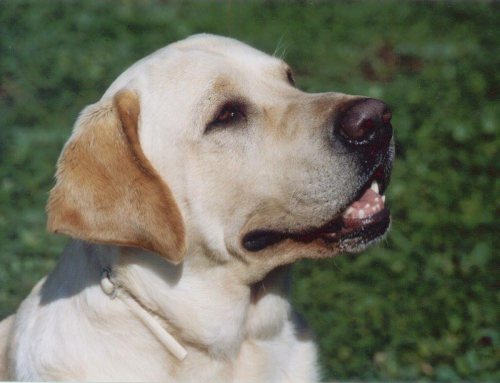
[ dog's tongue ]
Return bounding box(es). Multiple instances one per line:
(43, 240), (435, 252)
(342, 188), (385, 225)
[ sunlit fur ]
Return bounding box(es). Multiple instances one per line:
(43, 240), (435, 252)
(0, 34), (392, 381)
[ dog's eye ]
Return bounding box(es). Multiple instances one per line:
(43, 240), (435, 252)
(217, 105), (244, 123)
(206, 102), (246, 133)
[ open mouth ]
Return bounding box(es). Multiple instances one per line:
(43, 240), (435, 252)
(243, 176), (390, 252)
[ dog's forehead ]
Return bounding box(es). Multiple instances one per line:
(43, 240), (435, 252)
(104, 34), (288, 100)
(170, 35), (288, 84)
(173, 34), (280, 65)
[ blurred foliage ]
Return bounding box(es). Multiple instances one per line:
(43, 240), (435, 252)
(1, 1), (499, 381)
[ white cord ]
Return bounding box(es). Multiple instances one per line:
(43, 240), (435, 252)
(118, 290), (188, 361)
(99, 269), (187, 361)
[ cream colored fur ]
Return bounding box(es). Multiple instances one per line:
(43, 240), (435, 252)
(0, 34), (382, 381)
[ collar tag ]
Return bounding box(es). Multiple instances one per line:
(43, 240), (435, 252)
(100, 268), (117, 298)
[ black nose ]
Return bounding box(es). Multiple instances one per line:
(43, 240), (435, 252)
(337, 98), (393, 148)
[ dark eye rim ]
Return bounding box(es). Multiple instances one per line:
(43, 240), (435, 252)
(205, 101), (247, 133)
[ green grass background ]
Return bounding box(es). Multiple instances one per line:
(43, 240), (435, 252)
(1, 1), (499, 381)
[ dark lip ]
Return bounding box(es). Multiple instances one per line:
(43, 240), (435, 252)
(242, 166), (391, 253)
(242, 207), (390, 252)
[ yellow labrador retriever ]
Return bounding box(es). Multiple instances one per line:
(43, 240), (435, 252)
(0, 34), (394, 381)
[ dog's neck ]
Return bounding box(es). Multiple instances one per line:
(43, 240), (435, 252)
(73, 240), (292, 361)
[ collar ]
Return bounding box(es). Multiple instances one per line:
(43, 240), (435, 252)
(99, 267), (187, 361)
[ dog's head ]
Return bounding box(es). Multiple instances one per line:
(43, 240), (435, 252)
(47, 34), (394, 282)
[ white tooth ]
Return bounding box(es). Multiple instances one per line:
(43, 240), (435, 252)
(375, 197), (380, 202)
(358, 209), (365, 218)
(364, 203), (370, 208)
(376, 204), (380, 210)
(382, 195), (386, 202)
(343, 207), (354, 217)
(372, 207), (377, 212)
(371, 180), (379, 194)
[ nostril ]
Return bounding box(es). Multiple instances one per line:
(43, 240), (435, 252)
(382, 111), (392, 125)
(362, 120), (375, 129)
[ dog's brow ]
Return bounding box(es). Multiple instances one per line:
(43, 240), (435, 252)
(212, 76), (232, 93)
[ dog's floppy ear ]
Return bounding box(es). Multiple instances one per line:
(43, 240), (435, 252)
(47, 89), (186, 263)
